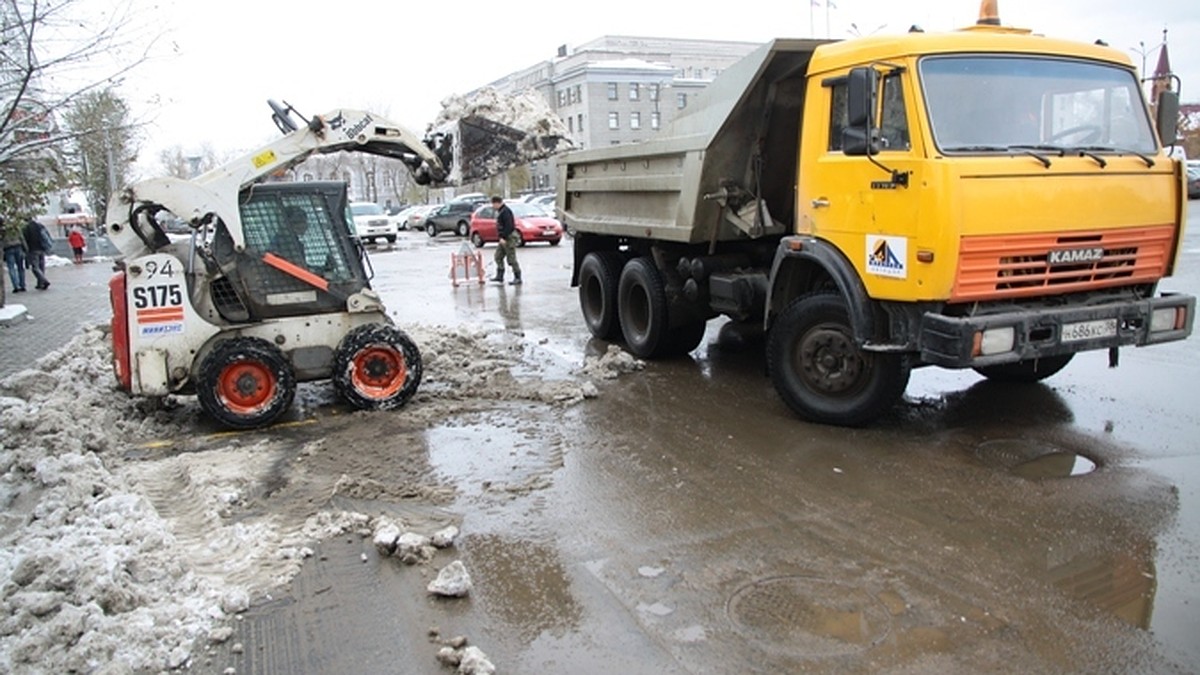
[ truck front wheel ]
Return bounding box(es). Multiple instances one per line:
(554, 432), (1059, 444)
(767, 293), (909, 427)
(973, 354), (1073, 383)
(579, 251), (624, 340)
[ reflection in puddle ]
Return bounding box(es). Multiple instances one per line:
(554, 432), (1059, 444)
(425, 421), (563, 498)
(1046, 546), (1157, 629)
(726, 576), (891, 658)
(1012, 452), (1097, 479)
(974, 439), (1097, 479)
(464, 534), (583, 645)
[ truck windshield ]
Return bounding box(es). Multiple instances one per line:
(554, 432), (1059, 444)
(920, 55), (1157, 156)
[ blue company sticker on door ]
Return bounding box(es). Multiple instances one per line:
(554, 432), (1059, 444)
(866, 235), (907, 279)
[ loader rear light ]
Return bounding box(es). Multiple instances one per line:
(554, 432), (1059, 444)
(108, 272), (132, 391)
(1150, 307), (1185, 333)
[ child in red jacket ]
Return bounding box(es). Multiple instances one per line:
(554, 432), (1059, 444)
(67, 227), (86, 264)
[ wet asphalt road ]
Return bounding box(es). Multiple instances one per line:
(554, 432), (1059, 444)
(215, 216), (1200, 674)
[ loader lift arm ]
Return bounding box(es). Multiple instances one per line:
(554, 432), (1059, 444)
(107, 102), (448, 259)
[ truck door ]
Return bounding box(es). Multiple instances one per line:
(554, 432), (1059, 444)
(801, 69), (925, 301)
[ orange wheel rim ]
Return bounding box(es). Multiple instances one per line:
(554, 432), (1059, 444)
(217, 362), (276, 413)
(351, 346), (408, 399)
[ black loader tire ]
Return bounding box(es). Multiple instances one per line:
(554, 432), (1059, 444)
(198, 337), (296, 429)
(333, 324), (423, 410)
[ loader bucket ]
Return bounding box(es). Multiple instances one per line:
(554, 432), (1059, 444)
(430, 114), (569, 185)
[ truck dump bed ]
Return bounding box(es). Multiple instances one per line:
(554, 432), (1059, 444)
(557, 39), (830, 245)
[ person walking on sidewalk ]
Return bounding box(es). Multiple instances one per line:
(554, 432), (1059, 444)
(488, 196), (522, 286)
(3, 219), (28, 293)
(67, 225), (86, 264)
(22, 218), (52, 290)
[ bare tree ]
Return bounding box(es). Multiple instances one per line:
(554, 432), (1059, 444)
(157, 142), (224, 179)
(62, 88), (136, 218)
(1, 0), (155, 222)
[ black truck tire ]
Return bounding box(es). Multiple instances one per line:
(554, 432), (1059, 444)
(198, 337), (296, 429)
(579, 251), (625, 340)
(617, 256), (703, 358)
(333, 324), (423, 410)
(767, 292), (909, 427)
(973, 354), (1073, 383)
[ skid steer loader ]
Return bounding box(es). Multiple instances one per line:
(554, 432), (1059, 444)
(105, 100), (557, 429)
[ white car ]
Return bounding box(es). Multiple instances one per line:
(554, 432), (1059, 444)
(395, 204), (433, 232)
(348, 202), (397, 244)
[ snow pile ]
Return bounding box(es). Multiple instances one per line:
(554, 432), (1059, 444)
(0, 327), (229, 672)
(0, 322), (640, 672)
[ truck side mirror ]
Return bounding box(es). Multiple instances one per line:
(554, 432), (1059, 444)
(843, 67), (880, 156)
(1155, 90), (1179, 146)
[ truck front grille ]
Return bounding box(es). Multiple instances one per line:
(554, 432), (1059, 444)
(952, 225), (1175, 301)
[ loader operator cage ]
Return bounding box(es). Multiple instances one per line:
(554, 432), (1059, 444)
(212, 182), (369, 321)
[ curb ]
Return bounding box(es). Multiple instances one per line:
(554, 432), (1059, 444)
(0, 303), (29, 325)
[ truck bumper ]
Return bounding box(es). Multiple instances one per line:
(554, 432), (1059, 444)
(918, 293), (1196, 368)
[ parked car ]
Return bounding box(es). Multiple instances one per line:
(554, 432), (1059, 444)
(468, 201), (564, 248)
(1188, 165), (1200, 200)
(385, 204), (409, 231)
(389, 204), (428, 231)
(424, 200), (484, 237)
(529, 194), (557, 213)
(348, 201), (397, 244)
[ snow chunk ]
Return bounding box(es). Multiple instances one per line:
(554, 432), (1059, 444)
(427, 561), (472, 597)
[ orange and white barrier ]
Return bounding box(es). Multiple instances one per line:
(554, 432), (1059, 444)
(449, 244), (485, 286)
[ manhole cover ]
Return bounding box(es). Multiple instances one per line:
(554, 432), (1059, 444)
(726, 576), (891, 658)
(974, 439), (1096, 479)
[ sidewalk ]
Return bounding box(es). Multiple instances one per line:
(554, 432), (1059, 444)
(0, 257), (117, 380)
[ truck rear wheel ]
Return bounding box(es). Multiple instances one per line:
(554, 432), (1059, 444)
(767, 292), (909, 427)
(973, 354), (1073, 383)
(579, 251), (625, 340)
(333, 324), (423, 410)
(198, 337), (296, 429)
(617, 257), (703, 358)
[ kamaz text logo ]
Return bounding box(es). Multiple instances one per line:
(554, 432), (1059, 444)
(1047, 247), (1104, 266)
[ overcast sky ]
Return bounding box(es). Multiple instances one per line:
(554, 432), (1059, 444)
(74, 0), (1199, 177)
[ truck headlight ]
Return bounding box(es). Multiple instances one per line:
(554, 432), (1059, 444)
(1150, 307), (1180, 333)
(979, 326), (1015, 356)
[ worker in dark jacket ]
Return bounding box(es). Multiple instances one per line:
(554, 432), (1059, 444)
(22, 218), (53, 290)
(489, 196), (522, 285)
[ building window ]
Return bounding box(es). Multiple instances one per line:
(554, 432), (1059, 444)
(608, 112), (619, 129)
(558, 90), (567, 107)
(607, 83), (618, 100)
(629, 83), (639, 100)
(568, 116), (574, 133)
(577, 113), (583, 132)
(649, 83), (660, 102)
(677, 93), (687, 109)
(574, 85), (581, 103)
(651, 111), (661, 130)
(630, 112), (641, 130)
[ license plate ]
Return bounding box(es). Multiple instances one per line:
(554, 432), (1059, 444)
(1062, 318), (1117, 342)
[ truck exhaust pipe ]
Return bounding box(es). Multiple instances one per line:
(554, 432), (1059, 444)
(977, 0), (1000, 25)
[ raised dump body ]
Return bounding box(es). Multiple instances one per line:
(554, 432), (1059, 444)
(558, 39), (828, 246)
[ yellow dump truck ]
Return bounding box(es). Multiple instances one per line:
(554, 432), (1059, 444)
(559, 3), (1195, 426)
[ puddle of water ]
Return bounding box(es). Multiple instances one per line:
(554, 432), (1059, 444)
(1011, 452), (1097, 480)
(974, 439), (1097, 479)
(726, 575), (891, 658)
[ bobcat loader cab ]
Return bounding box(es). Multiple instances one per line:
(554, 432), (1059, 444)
(106, 103), (446, 429)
